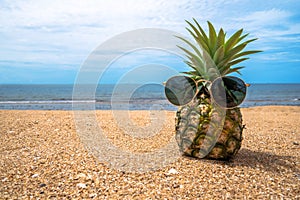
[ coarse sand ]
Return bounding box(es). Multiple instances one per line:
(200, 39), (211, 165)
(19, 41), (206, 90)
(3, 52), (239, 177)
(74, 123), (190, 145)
(0, 106), (299, 199)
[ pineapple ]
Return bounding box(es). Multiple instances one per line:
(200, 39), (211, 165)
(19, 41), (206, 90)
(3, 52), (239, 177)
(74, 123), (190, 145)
(173, 19), (261, 160)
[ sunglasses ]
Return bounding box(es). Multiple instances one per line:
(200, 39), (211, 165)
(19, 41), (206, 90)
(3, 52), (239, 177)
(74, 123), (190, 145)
(164, 76), (247, 109)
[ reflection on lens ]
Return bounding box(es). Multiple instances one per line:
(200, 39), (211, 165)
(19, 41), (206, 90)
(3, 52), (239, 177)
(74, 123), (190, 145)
(165, 76), (196, 106)
(211, 76), (246, 108)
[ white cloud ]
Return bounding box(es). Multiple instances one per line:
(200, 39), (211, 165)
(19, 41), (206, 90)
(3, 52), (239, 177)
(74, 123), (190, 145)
(224, 7), (300, 62)
(237, 9), (291, 24)
(0, 0), (299, 69)
(1, 0), (183, 29)
(0, 0), (217, 68)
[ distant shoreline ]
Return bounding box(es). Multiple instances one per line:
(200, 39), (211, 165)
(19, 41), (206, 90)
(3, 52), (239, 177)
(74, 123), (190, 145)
(1, 84), (300, 110)
(0, 104), (299, 112)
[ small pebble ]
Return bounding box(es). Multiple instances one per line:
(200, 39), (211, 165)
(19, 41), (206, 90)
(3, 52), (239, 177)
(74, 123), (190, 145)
(77, 183), (87, 189)
(293, 141), (299, 145)
(39, 183), (46, 187)
(89, 193), (97, 198)
(76, 173), (87, 179)
(7, 131), (15, 134)
(166, 168), (179, 175)
(1, 177), (8, 182)
(31, 174), (39, 178)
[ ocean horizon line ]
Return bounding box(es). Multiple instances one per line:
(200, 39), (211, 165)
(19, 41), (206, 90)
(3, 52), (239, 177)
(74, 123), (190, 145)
(1, 83), (300, 85)
(1, 83), (299, 110)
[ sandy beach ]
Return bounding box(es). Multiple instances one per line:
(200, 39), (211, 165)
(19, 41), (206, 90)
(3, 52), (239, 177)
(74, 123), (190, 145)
(0, 106), (299, 199)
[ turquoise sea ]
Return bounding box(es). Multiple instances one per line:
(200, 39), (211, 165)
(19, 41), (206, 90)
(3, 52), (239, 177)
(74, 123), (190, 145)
(0, 84), (299, 110)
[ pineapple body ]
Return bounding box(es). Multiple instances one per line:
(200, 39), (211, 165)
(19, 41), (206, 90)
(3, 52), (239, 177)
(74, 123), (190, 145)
(175, 95), (243, 160)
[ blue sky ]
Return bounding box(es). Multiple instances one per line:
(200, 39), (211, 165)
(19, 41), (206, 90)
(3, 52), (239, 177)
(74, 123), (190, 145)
(0, 0), (300, 84)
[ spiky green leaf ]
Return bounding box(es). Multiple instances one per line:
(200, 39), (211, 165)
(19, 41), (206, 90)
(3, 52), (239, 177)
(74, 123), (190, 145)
(178, 46), (206, 76)
(227, 58), (249, 67)
(237, 33), (249, 44)
(225, 29), (243, 53)
(213, 45), (225, 64)
(207, 21), (218, 55)
(175, 35), (203, 59)
(226, 43), (247, 58)
(224, 66), (245, 75)
(193, 18), (209, 46)
(216, 28), (225, 50)
(184, 58), (201, 71)
(232, 50), (262, 60)
(182, 71), (198, 76)
(186, 25), (210, 53)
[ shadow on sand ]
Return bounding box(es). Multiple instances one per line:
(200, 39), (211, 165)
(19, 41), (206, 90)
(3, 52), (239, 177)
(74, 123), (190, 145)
(186, 148), (299, 175)
(233, 148), (299, 173)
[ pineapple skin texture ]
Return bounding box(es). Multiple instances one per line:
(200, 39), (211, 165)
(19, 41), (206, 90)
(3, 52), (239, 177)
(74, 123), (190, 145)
(175, 97), (244, 160)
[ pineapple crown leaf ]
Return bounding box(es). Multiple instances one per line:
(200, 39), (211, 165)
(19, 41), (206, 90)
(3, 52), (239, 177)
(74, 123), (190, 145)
(183, 57), (205, 76)
(224, 66), (245, 75)
(228, 57), (249, 67)
(186, 20), (210, 53)
(207, 21), (218, 54)
(192, 18), (209, 45)
(177, 19), (262, 79)
(224, 29), (244, 53)
(177, 45), (203, 68)
(175, 36), (203, 59)
(213, 45), (225, 64)
(216, 28), (226, 48)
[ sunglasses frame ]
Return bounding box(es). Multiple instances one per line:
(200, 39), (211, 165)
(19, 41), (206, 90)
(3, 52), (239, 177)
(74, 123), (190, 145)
(165, 75), (248, 109)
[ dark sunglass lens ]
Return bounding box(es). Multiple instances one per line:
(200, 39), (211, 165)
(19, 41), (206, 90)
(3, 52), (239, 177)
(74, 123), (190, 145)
(165, 76), (196, 106)
(211, 76), (247, 108)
